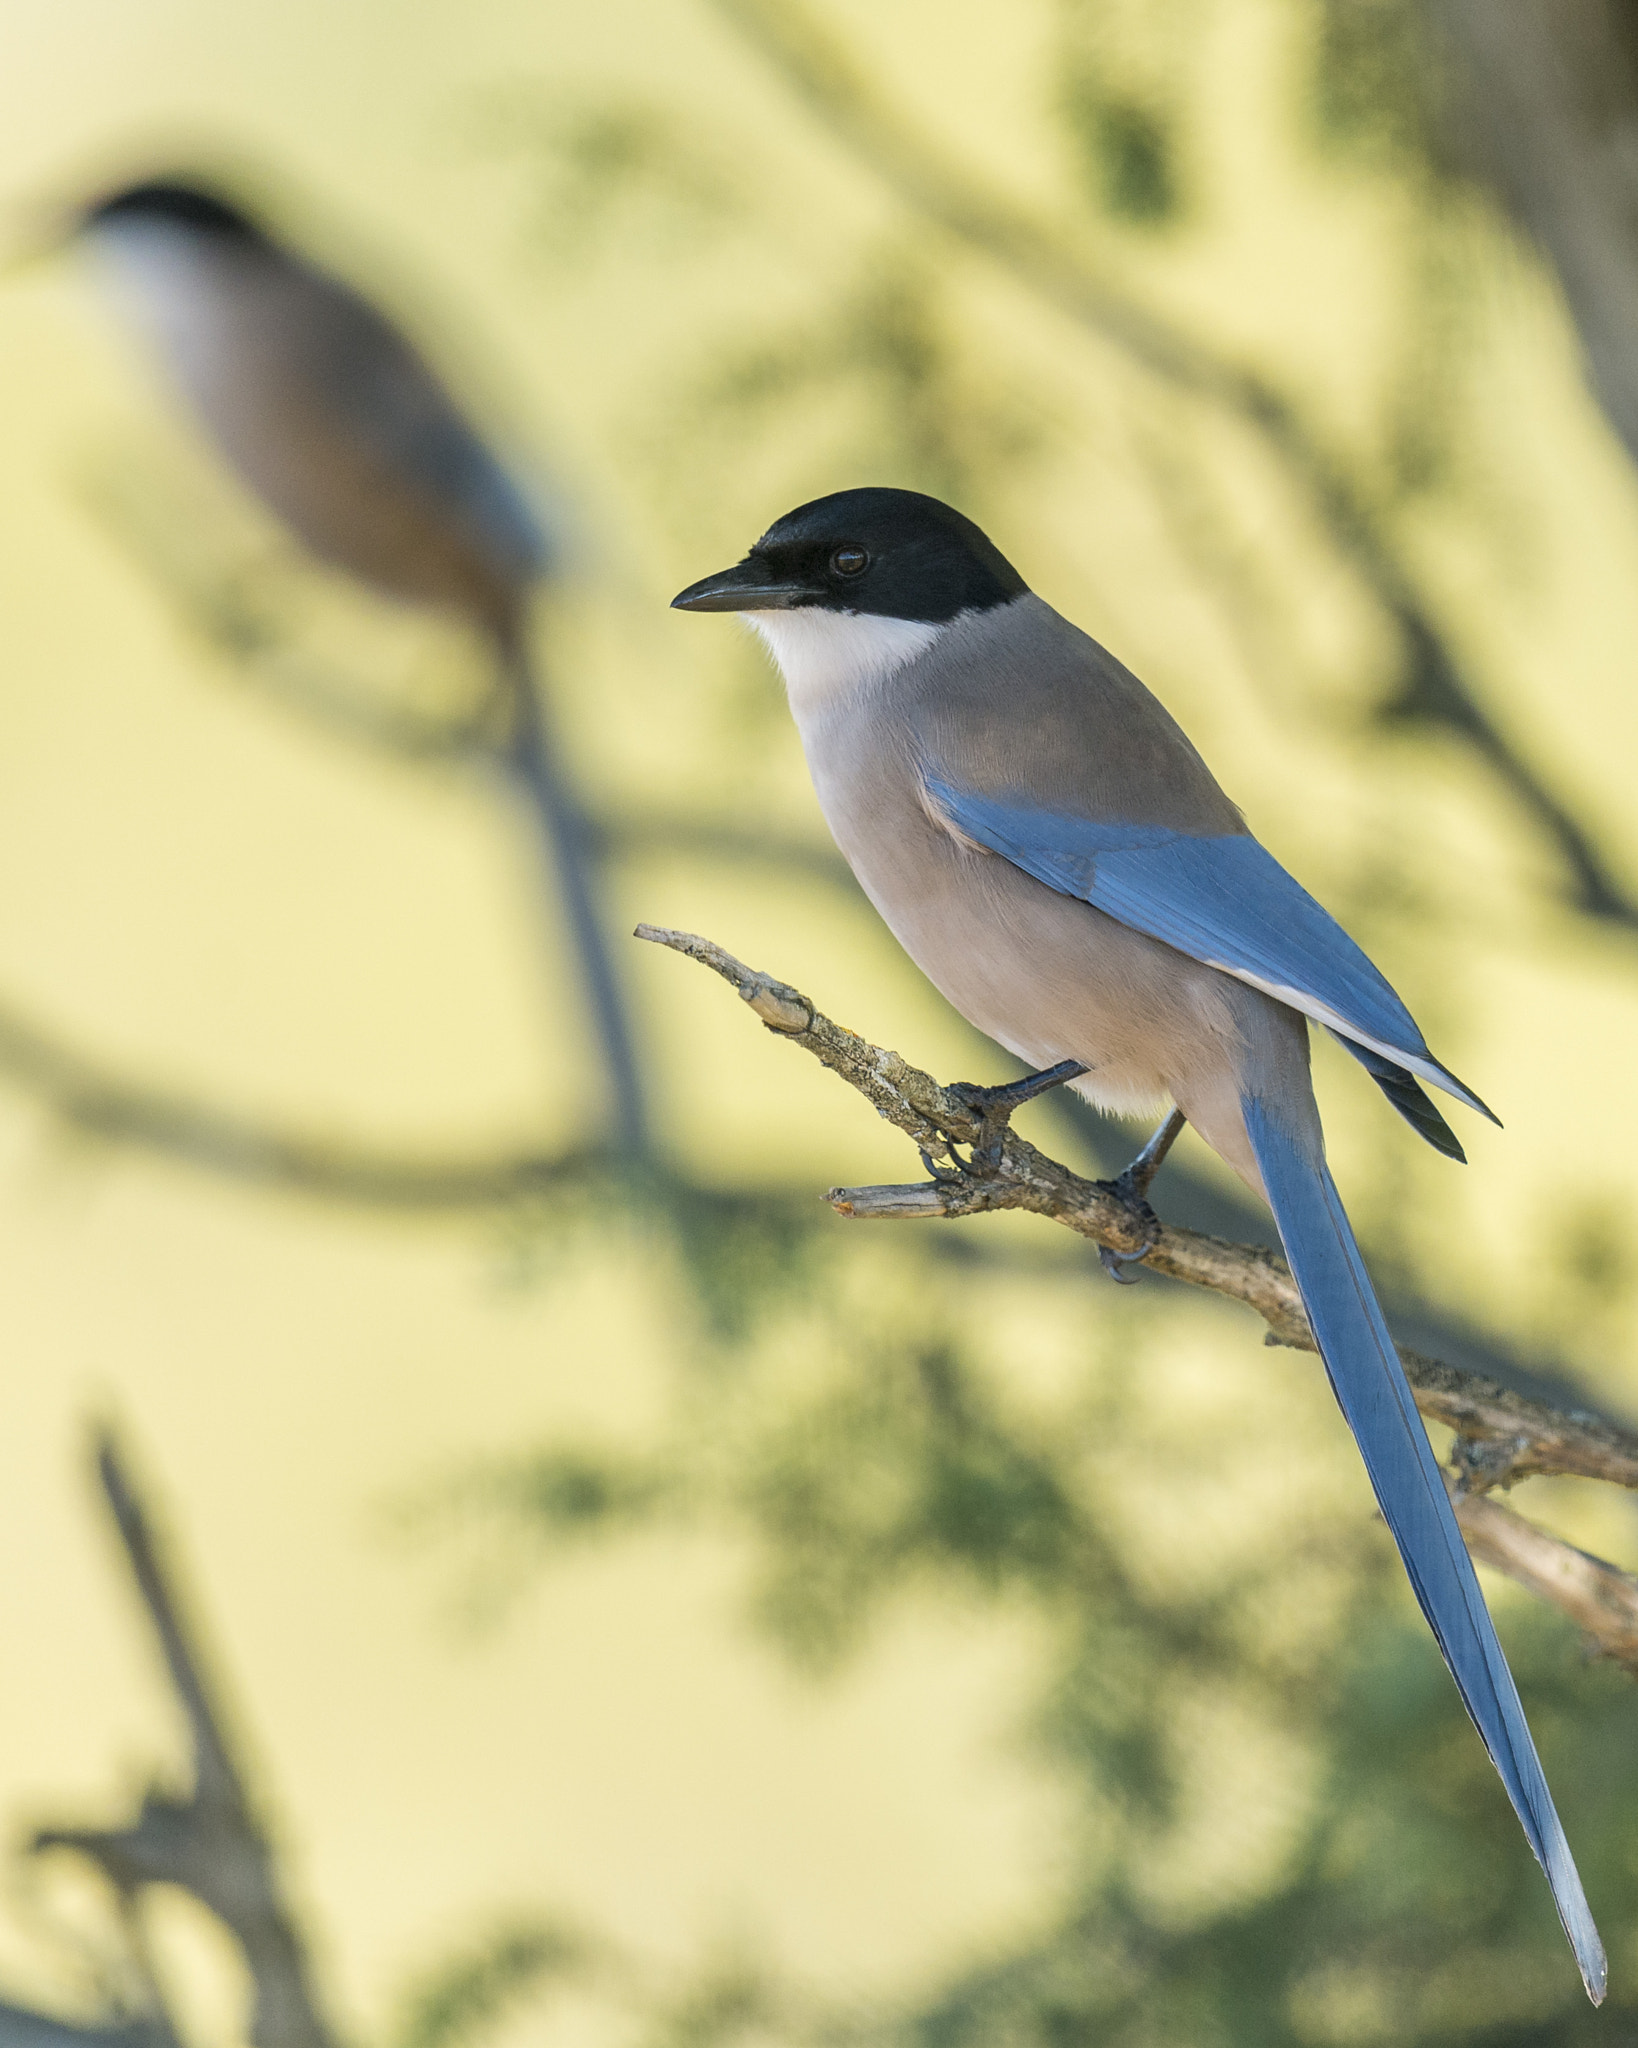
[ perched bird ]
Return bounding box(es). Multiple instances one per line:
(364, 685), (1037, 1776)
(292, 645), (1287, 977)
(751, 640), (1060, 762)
(674, 487), (1605, 2001)
(76, 176), (647, 1155)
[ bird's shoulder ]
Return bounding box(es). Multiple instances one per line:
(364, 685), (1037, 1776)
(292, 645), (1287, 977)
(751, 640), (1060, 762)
(900, 594), (1244, 837)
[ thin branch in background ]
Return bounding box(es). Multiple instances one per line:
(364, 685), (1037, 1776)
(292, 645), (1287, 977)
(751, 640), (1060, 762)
(0, 913), (1602, 1430)
(598, 810), (856, 890)
(491, 632), (651, 1160)
(31, 1430), (340, 2048)
(0, 986), (585, 1208)
(1425, 0), (1638, 475)
(1117, 399), (1308, 720)
(78, 461), (505, 764)
(698, 0), (1638, 931)
(81, 463), (652, 1162)
(636, 923), (1638, 1672)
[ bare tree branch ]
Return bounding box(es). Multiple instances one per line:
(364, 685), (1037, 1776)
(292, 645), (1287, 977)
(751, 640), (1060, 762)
(699, 0), (1638, 930)
(597, 811), (855, 889)
(1427, 0), (1638, 474)
(0, 986), (588, 1207)
(0, 924), (1597, 1436)
(206, 651), (497, 762)
(0, 2007), (168, 2048)
(637, 922), (1638, 1669)
(1454, 1487), (1638, 1671)
(492, 633), (651, 1159)
(32, 1432), (341, 2048)
(81, 470), (652, 1160)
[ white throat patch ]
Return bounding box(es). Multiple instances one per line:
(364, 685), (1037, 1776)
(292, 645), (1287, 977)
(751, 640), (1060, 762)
(86, 219), (239, 370)
(742, 607), (944, 713)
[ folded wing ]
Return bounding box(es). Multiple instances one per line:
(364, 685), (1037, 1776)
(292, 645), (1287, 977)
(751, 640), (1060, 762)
(924, 779), (1495, 1131)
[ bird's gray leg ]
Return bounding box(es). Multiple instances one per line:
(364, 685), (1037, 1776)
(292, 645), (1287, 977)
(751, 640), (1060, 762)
(1098, 1107), (1187, 1286)
(926, 1059), (1091, 1179)
(1120, 1105), (1186, 1198)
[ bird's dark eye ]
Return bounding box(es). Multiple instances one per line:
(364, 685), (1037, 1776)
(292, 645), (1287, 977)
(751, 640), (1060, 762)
(830, 545), (869, 576)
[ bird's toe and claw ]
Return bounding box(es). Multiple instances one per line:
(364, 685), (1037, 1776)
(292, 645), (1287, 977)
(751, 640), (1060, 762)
(1096, 1174), (1162, 1285)
(919, 1070), (1182, 1289)
(935, 1059), (1090, 1179)
(1095, 1106), (1187, 1285)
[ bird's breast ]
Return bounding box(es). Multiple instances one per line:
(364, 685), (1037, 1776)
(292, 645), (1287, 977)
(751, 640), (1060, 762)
(794, 690), (1224, 1111)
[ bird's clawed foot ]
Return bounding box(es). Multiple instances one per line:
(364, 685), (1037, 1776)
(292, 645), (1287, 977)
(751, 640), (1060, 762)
(1096, 1107), (1187, 1285)
(935, 1059), (1091, 1178)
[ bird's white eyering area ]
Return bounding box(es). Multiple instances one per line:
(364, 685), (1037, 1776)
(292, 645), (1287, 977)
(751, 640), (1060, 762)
(740, 606), (943, 714)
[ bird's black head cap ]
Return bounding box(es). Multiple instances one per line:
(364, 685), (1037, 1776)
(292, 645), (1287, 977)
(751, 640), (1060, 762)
(82, 179), (264, 241)
(671, 487), (1028, 622)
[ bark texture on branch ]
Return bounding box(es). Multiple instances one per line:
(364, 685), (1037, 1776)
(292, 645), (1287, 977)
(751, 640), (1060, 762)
(1455, 1489), (1638, 1670)
(638, 923), (1638, 1671)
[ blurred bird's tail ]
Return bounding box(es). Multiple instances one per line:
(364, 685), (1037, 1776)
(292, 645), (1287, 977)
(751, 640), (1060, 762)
(1241, 1090), (1605, 2005)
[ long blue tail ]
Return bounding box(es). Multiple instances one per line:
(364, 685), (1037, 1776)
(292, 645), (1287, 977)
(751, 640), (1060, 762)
(1242, 1094), (1605, 2003)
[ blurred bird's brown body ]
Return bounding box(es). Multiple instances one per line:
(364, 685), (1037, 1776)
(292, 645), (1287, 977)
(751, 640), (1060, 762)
(94, 222), (542, 639)
(81, 176), (649, 1157)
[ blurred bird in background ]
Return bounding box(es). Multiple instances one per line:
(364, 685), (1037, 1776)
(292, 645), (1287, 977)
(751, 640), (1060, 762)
(675, 486), (1607, 2003)
(75, 176), (648, 1158)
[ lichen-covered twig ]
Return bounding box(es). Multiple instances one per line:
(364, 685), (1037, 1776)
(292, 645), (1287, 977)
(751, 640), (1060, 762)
(637, 923), (1638, 1670)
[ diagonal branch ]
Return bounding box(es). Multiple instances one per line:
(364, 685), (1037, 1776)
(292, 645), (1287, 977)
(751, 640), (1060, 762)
(0, 2008), (168, 2048)
(0, 932), (1596, 1431)
(1455, 1487), (1638, 1668)
(637, 922), (1638, 1668)
(700, 0), (1638, 930)
(33, 1432), (340, 2048)
(0, 985), (588, 1207)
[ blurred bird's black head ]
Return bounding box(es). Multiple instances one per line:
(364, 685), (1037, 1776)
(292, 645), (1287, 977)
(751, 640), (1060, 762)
(81, 179), (266, 242)
(671, 488), (1027, 624)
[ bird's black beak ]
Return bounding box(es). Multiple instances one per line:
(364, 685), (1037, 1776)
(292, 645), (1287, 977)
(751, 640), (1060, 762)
(670, 560), (815, 612)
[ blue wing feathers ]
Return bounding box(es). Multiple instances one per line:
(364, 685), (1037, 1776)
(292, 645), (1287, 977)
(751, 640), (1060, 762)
(925, 779), (1496, 1125)
(1095, 836), (1419, 1044)
(926, 780), (1420, 1051)
(1243, 1097), (1604, 2001)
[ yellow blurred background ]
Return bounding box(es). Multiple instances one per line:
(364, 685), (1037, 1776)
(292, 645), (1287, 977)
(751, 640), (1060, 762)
(1, 2), (1638, 2044)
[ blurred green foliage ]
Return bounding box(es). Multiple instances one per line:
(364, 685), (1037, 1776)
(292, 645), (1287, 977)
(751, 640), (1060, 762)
(393, 1921), (589, 2048)
(411, 1186), (1638, 2041)
(405, 0), (1638, 2037)
(20, 0), (1638, 2040)
(1309, 0), (1439, 173)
